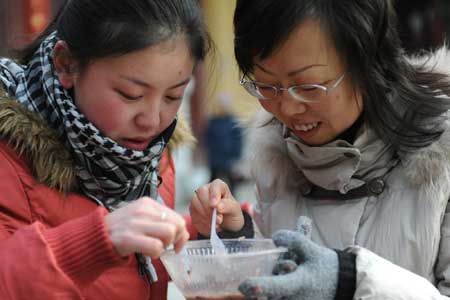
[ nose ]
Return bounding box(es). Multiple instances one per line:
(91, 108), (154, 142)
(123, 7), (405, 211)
(135, 98), (161, 131)
(279, 91), (307, 116)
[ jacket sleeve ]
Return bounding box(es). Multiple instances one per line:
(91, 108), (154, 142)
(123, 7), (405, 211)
(435, 199), (450, 295)
(347, 246), (449, 299)
(0, 148), (124, 300)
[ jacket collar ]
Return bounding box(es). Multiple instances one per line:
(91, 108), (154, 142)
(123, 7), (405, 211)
(0, 92), (193, 194)
(247, 107), (450, 195)
(0, 98), (75, 193)
(284, 124), (396, 193)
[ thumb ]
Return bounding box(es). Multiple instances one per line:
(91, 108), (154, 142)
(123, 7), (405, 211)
(218, 200), (244, 232)
(216, 197), (240, 216)
(239, 271), (305, 299)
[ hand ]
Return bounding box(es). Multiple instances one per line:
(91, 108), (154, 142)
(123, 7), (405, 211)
(239, 230), (339, 300)
(104, 197), (189, 258)
(189, 179), (244, 237)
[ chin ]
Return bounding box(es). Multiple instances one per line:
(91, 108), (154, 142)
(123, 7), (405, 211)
(298, 135), (332, 147)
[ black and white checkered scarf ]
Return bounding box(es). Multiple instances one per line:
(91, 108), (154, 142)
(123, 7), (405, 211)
(0, 31), (175, 211)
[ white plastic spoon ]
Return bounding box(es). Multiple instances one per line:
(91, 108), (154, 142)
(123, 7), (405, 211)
(210, 208), (227, 255)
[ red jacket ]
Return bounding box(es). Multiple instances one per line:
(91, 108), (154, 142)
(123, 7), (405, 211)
(0, 100), (194, 300)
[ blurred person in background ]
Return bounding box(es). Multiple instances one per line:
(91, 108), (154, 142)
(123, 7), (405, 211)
(191, 0), (450, 299)
(0, 0), (210, 299)
(204, 93), (244, 194)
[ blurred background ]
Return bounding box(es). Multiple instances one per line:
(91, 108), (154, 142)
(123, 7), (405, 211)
(1, 0), (450, 299)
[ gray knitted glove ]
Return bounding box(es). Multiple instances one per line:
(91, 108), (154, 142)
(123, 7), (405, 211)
(239, 230), (339, 300)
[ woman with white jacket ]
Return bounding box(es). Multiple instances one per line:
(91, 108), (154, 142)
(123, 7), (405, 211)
(190, 0), (450, 299)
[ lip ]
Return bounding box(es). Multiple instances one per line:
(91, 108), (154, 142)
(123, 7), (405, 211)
(120, 137), (152, 151)
(292, 122), (321, 141)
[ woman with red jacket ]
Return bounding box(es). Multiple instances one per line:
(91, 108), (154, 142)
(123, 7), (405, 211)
(0, 0), (210, 299)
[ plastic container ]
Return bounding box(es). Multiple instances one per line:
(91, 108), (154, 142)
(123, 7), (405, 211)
(160, 238), (287, 300)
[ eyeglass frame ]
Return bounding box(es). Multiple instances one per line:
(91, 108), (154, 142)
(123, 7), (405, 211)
(239, 73), (346, 103)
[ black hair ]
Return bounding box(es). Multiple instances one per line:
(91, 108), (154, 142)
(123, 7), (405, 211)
(19, 0), (211, 69)
(234, 0), (450, 153)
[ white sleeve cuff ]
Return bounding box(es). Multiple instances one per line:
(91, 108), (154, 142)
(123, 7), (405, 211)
(347, 246), (446, 300)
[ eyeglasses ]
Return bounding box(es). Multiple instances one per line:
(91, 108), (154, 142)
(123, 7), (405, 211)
(240, 73), (345, 103)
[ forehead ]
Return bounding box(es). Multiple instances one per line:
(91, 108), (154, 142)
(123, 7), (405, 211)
(98, 36), (192, 68)
(255, 19), (342, 74)
(78, 35), (194, 83)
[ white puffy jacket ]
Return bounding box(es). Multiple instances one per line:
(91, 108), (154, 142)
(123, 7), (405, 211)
(247, 48), (450, 299)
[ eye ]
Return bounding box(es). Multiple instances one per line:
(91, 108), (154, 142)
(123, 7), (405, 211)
(165, 95), (183, 102)
(299, 85), (318, 91)
(257, 84), (275, 92)
(291, 85), (323, 100)
(116, 90), (143, 101)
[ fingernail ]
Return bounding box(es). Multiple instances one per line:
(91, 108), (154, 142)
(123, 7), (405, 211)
(217, 203), (224, 211)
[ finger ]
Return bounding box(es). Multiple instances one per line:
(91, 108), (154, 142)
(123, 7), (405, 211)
(272, 230), (317, 258)
(216, 197), (238, 215)
(157, 204), (184, 222)
(172, 225), (186, 247)
(189, 205), (212, 237)
(218, 209), (245, 232)
(195, 186), (215, 214)
(173, 217), (190, 244)
(140, 221), (178, 248)
(189, 197), (212, 232)
(161, 207), (187, 233)
(143, 209), (187, 245)
(140, 200), (184, 227)
(194, 185), (210, 204)
(216, 198), (243, 228)
(149, 201), (186, 225)
(238, 272), (305, 299)
(272, 259), (297, 275)
(216, 213), (223, 225)
(272, 230), (301, 248)
(174, 230), (190, 253)
(131, 235), (165, 259)
(189, 204), (210, 229)
(208, 179), (230, 205)
(189, 195), (208, 218)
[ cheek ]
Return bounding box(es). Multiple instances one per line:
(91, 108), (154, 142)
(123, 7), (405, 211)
(76, 94), (126, 137)
(91, 104), (125, 134)
(326, 93), (361, 129)
(259, 100), (276, 114)
(161, 102), (182, 127)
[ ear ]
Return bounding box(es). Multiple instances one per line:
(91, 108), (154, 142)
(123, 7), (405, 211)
(53, 41), (77, 89)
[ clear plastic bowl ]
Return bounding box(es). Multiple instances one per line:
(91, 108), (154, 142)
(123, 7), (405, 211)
(160, 238), (286, 300)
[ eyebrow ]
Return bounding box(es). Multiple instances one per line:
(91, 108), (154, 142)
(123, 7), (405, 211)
(255, 63), (326, 77)
(120, 75), (192, 89)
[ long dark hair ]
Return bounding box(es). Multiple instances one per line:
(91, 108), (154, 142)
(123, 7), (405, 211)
(19, 0), (211, 68)
(234, 0), (450, 153)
